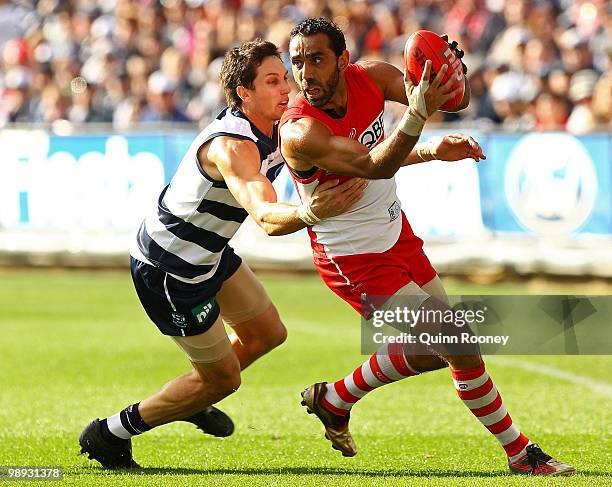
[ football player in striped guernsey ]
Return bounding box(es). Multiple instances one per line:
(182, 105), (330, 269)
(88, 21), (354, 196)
(79, 39), (366, 469)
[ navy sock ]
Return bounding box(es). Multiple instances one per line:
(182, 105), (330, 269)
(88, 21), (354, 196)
(103, 403), (152, 441)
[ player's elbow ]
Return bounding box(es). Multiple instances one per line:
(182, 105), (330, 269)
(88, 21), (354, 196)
(355, 155), (398, 179)
(365, 165), (396, 179)
(263, 225), (285, 236)
(258, 218), (285, 236)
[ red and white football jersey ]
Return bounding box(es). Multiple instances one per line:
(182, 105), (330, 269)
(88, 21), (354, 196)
(281, 63), (434, 316)
(281, 63), (403, 259)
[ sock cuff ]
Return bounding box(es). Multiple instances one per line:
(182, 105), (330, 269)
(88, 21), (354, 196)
(450, 362), (486, 381)
(127, 402), (152, 433)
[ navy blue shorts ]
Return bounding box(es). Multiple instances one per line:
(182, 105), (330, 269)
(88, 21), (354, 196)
(130, 246), (242, 336)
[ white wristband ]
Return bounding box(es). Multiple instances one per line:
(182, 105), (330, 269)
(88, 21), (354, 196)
(400, 73), (431, 136)
(416, 141), (435, 161)
(298, 203), (320, 226)
(398, 108), (426, 136)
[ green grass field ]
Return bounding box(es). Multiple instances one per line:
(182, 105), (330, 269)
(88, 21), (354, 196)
(1, 269), (611, 486)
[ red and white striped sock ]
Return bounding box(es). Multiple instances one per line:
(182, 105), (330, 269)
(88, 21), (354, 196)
(451, 362), (531, 462)
(323, 342), (419, 416)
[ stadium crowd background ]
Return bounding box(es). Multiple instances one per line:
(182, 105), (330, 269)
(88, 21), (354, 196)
(0, 0), (610, 133)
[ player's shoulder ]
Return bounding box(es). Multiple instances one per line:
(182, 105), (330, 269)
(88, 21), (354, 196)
(207, 134), (259, 167)
(356, 59), (402, 93)
(356, 59), (386, 71)
(280, 117), (330, 154)
(200, 106), (259, 143)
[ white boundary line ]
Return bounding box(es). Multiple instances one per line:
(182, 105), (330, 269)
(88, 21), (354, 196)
(488, 357), (612, 397)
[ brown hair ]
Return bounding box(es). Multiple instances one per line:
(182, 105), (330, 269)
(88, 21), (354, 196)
(220, 39), (282, 109)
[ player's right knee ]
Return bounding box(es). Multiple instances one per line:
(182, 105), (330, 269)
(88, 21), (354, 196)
(190, 370), (241, 404)
(210, 355), (242, 396)
(192, 354), (242, 400)
(212, 371), (242, 398)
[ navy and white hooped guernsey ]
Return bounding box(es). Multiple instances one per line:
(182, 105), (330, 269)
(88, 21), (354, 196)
(131, 107), (284, 284)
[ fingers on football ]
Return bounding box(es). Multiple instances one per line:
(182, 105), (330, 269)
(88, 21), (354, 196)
(439, 70), (458, 94)
(420, 60), (432, 85)
(431, 64), (448, 88)
(441, 85), (463, 104)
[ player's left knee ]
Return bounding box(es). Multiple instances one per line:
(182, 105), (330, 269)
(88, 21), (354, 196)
(272, 321), (288, 347)
(259, 321), (287, 353)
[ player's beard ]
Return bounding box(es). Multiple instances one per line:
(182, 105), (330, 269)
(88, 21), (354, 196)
(303, 67), (340, 107)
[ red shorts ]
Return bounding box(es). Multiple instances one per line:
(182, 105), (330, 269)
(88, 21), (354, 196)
(313, 212), (436, 318)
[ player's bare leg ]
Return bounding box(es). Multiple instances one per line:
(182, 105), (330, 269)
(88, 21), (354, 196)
(227, 303), (287, 369)
(217, 263), (288, 369)
(175, 304), (287, 437)
(80, 344), (241, 469)
(177, 266), (288, 436)
(139, 351), (241, 426)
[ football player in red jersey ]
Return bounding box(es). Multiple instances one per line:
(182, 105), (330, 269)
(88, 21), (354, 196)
(280, 18), (574, 476)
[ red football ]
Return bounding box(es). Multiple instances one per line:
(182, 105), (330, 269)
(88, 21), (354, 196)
(403, 30), (465, 111)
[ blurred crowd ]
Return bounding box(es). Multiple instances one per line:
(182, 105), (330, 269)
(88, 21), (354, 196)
(0, 0), (610, 133)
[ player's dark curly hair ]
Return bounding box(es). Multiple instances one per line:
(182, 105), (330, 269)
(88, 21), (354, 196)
(289, 18), (346, 57)
(220, 39), (281, 109)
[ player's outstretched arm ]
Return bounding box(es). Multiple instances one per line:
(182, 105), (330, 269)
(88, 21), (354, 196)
(205, 137), (366, 235)
(281, 60), (461, 179)
(403, 134), (486, 165)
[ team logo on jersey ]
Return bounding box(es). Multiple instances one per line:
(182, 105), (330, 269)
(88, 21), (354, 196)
(504, 134), (597, 236)
(191, 298), (216, 325)
(358, 111), (384, 149)
(388, 200), (401, 221)
(349, 128), (357, 139)
(172, 312), (187, 328)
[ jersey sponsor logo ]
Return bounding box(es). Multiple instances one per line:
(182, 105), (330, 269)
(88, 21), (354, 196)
(358, 111), (384, 149)
(191, 297), (216, 325)
(504, 134), (597, 236)
(172, 312), (187, 328)
(458, 383), (468, 390)
(388, 200), (401, 221)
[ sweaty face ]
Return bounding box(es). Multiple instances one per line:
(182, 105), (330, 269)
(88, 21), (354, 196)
(244, 56), (290, 121)
(289, 33), (341, 107)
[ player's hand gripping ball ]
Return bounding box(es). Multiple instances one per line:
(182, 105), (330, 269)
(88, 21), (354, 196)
(404, 30), (465, 110)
